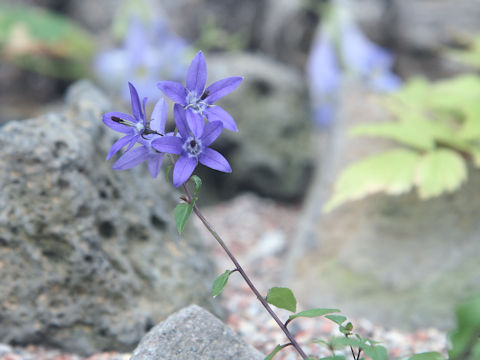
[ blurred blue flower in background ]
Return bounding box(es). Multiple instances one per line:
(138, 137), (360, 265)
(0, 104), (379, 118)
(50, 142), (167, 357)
(307, 2), (402, 127)
(94, 17), (190, 103)
(307, 32), (341, 127)
(340, 22), (402, 92)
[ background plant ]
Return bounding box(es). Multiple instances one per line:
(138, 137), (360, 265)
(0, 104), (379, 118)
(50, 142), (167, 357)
(324, 72), (480, 212)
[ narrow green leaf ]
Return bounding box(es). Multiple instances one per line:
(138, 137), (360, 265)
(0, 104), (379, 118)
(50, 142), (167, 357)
(325, 315), (347, 325)
(415, 149), (467, 199)
(174, 203), (193, 234)
(324, 149), (420, 212)
(264, 344), (287, 360)
(288, 308), (340, 322)
(190, 175), (202, 195)
(266, 287), (297, 313)
(409, 352), (446, 360)
(212, 270), (231, 298)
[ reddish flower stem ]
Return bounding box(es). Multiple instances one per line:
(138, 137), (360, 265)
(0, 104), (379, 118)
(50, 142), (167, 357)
(182, 184), (308, 359)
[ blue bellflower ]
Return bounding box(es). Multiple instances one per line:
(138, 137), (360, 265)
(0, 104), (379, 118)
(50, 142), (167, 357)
(340, 22), (402, 92)
(103, 83), (167, 178)
(95, 17), (190, 103)
(152, 104), (232, 187)
(307, 31), (341, 127)
(157, 51), (242, 133)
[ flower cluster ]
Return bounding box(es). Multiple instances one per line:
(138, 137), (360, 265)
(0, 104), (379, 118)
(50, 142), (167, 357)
(103, 51), (242, 187)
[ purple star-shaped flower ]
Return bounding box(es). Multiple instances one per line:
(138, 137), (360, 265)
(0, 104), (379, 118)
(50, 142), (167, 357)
(103, 83), (167, 178)
(103, 82), (149, 160)
(152, 104), (231, 187)
(157, 51), (242, 133)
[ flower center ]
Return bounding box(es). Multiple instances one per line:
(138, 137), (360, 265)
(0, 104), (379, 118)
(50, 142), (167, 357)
(186, 91), (207, 114)
(183, 136), (202, 157)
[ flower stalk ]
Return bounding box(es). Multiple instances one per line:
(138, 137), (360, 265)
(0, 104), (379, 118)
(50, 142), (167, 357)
(182, 183), (309, 359)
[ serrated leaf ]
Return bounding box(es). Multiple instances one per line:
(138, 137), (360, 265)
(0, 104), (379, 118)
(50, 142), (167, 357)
(289, 308), (340, 322)
(174, 203), (193, 234)
(350, 120), (435, 151)
(415, 149), (467, 199)
(212, 270), (231, 298)
(324, 149), (420, 212)
(458, 105), (480, 140)
(325, 315), (347, 325)
(409, 352), (446, 360)
(266, 287), (297, 313)
(430, 75), (480, 110)
(264, 344), (287, 360)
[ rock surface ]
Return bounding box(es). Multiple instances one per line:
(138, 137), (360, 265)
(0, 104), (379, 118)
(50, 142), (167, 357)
(130, 305), (264, 360)
(289, 84), (480, 330)
(198, 53), (314, 201)
(350, 0), (480, 78)
(0, 81), (218, 355)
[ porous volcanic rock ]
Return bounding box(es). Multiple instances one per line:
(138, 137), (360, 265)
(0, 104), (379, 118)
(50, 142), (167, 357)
(0, 81), (218, 355)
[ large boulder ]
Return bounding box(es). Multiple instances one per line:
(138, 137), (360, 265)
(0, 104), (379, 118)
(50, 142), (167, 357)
(130, 305), (264, 360)
(0, 81), (218, 355)
(198, 53), (314, 201)
(289, 84), (480, 330)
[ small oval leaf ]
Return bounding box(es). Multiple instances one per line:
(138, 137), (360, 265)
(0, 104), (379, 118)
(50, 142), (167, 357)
(325, 315), (347, 325)
(289, 308), (340, 322)
(212, 270), (231, 298)
(266, 287), (297, 313)
(174, 203), (193, 234)
(265, 344), (287, 360)
(409, 352), (447, 360)
(190, 175), (202, 194)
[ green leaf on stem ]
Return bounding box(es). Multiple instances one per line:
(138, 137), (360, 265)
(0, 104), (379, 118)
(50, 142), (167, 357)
(288, 308), (340, 322)
(325, 315), (347, 325)
(212, 270), (231, 297)
(174, 203), (193, 234)
(190, 175), (202, 195)
(266, 287), (297, 313)
(264, 344), (287, 360)
(318, 357), (346, 360)
(408, 352), (446, 360)
(363, 344), (388, 360)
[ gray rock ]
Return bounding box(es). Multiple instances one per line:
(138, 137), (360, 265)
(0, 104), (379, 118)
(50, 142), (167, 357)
(130, 305), (264, 360)
(289, 84), (480, 330)
(0, 81), (219, 355)
(198, 53), (314, 201)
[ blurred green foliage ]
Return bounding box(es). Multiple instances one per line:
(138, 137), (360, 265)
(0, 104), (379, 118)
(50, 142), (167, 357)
(325, 74), (480, 212)
(449, 294), (480, 360)
(0, 4), (95, 79)
(448, 36), (480, 70)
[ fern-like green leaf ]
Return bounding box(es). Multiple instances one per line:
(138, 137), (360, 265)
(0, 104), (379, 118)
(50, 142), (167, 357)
(415, 149), (467, 199)
(324, 149), (421, 212)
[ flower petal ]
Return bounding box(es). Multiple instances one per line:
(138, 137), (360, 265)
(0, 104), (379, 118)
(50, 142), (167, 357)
(157, 81), (187, 105)
(205, 76), (243, 104)
(148, 153), (165, 178)
(186, 110), (204, 138)
(152, 135), (183, 154)
(186, 51), (207, 96)
(198, 147), (232, 173)
(150, 97), (167, 133)
(112, 145), (149, 170)
(200, 121), (223, 146)
(173, 155), (197, 187)
(103, 112), (136, 133)
(174, 104), (189, 138)
(106, 134), (134, 160)
(205, 106), (238, 131)
(128, 82), (143, 121)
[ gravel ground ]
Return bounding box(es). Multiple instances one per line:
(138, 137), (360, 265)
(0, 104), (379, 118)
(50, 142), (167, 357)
(0, 193), (449, 360)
